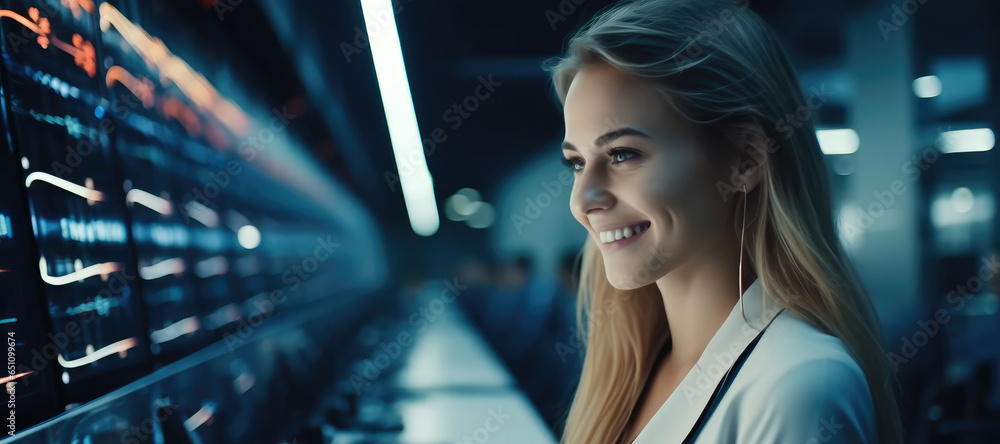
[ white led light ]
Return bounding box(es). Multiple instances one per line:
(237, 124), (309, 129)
(816, 129), (860, 155)
(937, 128), (994, 153)
(950, 187), (974, 213)
(361, 0), (439, 236)
(913, 75), (942, 98)
(237, 225), (261, 249)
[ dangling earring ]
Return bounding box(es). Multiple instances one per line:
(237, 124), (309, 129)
(740, 183), (748, 324)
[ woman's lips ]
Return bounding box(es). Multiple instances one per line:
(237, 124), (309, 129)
(596, 222), (651, 251)
(597, 221), (651, 244)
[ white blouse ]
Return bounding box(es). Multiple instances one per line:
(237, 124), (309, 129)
(631, 278), (878, 444)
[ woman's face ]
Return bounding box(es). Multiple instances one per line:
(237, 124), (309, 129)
(561, 63), (738, 290)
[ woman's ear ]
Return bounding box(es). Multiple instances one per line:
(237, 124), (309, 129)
(726, 121), (770, 195)
(738, 144), (765, 194)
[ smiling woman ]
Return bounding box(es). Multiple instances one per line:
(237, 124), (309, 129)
(543, 0), (904, 443)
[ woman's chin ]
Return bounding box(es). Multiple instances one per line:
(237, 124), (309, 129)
(605, 271), (651, 291)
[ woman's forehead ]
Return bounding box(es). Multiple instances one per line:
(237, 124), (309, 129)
(564, 64), (695, 140)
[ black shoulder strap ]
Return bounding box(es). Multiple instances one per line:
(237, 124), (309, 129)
(680, 308), (784, 444)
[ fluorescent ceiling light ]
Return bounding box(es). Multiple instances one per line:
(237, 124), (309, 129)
(913, 75), (942, 98)
(361, 0), (439, 236)
(817, 129), (860, 155)
(937, 128), (995, 153)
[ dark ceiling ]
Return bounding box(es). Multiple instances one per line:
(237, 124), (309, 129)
(324, 0), (873, 219)
(177, 0), (992, 240)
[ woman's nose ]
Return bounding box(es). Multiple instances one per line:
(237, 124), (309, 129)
(572, 169), (615, 216)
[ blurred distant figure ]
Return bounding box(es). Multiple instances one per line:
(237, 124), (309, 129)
(454, 255), (495, 326)
(482, 255), (532, 337)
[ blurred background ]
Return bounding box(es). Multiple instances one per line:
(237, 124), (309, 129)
(0, 0), (997, 443)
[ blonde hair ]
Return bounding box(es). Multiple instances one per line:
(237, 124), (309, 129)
(544, 0), (903, 442)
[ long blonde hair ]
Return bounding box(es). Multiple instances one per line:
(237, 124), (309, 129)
(544, 0), (903, 442)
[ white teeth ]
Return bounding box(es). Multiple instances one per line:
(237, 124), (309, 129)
(598, 223), (649, 244)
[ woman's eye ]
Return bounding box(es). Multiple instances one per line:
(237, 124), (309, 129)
(561, 149), (637, 172)
(561, 157), (584, 172)
(609, 148), (639, 164)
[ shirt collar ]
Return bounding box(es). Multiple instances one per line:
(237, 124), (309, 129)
(632, 277), (785, 443)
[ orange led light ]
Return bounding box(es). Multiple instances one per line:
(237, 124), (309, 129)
(99, 3), (251, 137)
(0, 371), (33, 385)
(0, 9), (97, 77)
(106, 65), (156, 108)
(61, 0), (96, 17)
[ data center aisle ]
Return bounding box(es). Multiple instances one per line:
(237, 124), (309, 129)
(323, 286), (557, 444)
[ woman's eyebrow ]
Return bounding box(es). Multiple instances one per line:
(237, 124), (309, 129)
(595, 127), (652, 147)
(562, 126), (653, 151)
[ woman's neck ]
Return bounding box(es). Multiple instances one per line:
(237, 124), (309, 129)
(654, 237), (754, 363)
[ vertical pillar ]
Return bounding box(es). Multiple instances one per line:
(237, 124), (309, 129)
(845, 1), (920, 332)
